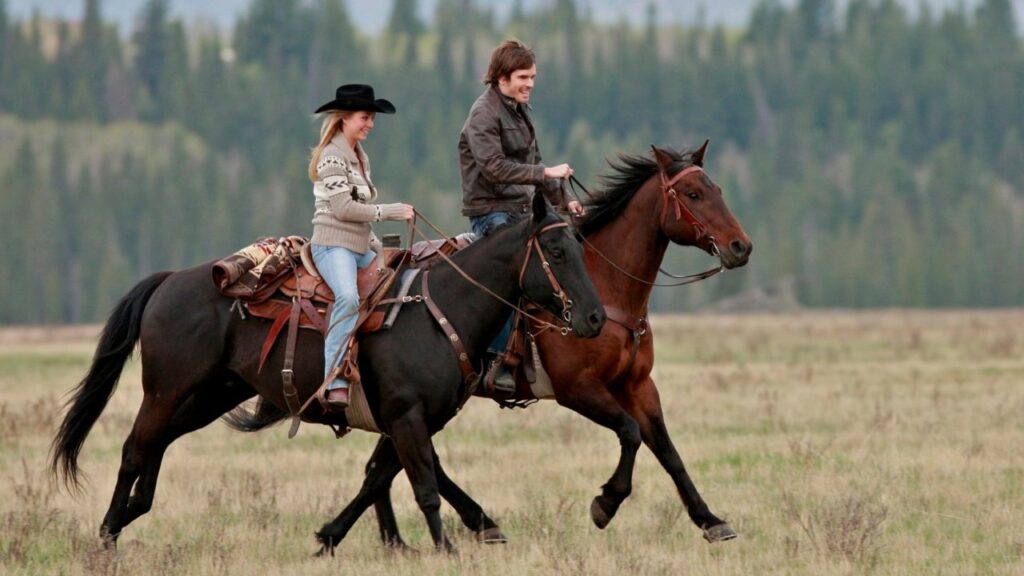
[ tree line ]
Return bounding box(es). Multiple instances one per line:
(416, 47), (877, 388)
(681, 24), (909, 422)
(0, 0), (1021, 323)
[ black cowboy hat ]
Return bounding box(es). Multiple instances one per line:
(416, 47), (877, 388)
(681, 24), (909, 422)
(314, 84), (396, 114)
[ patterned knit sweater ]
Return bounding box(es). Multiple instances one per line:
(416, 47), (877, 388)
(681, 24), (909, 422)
(311, 134), (407, 253)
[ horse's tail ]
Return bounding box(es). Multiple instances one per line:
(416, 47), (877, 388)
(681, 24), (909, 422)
(50, 271), (173, 492)
(221, 398), (288, 432)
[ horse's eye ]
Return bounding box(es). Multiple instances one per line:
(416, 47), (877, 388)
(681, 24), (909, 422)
(687, 192), (700, 200)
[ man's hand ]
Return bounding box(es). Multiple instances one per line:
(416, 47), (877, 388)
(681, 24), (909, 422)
(544, 163), (574, 179)
(567, 200), (586, 217)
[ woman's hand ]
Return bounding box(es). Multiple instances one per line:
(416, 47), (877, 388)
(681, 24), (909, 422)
(380, 203), (415, 221)
(393, 203), (415, 220)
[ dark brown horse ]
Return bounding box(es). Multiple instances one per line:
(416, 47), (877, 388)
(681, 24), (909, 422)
(367, 142), (752, 545)
(50, 193), (606, 552)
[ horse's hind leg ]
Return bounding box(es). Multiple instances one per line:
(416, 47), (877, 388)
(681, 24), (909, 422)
(101, 392), (179, 545)
(622, 377), (735, 542)
(100, 376), (253, 544)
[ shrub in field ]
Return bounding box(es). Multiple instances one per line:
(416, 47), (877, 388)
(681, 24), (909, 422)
(782, 490), (888, 566)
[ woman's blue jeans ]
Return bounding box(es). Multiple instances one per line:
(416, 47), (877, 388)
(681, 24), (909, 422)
(311, 244), (376, 390)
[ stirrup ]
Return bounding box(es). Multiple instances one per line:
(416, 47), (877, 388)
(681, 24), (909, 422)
(483, 360), (516, 397)
(324, 387), (349, 410)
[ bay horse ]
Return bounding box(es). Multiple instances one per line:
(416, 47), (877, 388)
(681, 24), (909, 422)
(364, 141), (752, 545)
(50, 192), (606, 551)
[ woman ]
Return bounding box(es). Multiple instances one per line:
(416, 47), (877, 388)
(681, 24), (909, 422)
(309, 84), (414, 409)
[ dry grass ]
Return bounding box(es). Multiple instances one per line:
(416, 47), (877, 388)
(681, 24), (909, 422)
(1, 310), (1022, 575)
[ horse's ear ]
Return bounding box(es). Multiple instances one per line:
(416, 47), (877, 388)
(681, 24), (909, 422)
(693, 139), (710, 167)
(531, 190), (548, 223)
(651, 145), (674, 172)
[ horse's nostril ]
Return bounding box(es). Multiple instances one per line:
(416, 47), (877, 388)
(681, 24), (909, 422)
(730, 239), (748, 256)
(588, 311), (605, 328)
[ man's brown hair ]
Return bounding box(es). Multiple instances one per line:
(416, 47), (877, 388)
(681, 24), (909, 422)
(482, 39), (535, 85)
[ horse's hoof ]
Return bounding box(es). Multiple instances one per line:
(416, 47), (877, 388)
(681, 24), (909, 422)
(384, 539), (417, 554)
(99, 528), (119, 550)
(475, 526), (508, 544)
(383, 537), (406, 548)
(438, 540), (458, 555)
(391, 545), (419, 555)
(590, 497), (613, 529)
(702, 522), (738, 543)
(312, 545), (333, 558)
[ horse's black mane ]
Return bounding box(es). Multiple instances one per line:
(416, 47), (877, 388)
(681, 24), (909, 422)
(576, 147), (700, 236)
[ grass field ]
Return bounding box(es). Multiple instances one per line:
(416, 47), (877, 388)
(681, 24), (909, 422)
(1, 311), (1022, 575)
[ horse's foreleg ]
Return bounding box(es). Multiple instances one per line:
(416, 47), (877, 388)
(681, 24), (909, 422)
(366, 437), (408, 549)
(387, 414), (454, 553)
(317, 436), (405, 555)
(556, 383), (642, 529)
(624, 377), (736, 542)
(433, 448), (505, 543)
(370, 441), (505, 546)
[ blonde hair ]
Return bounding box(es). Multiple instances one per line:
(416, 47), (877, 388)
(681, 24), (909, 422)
(308, 111), (354, 182)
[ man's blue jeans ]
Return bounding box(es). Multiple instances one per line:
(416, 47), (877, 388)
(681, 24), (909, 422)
(311, 244), (376, 390)
(469, 211), (525, 355)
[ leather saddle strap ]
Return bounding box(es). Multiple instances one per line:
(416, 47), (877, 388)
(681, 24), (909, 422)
(421, 270), (477, 386)
(604, 305), (648, 376)
(258, 304), (292, 374)
(281, 297), (303, 416)
(297, 297), (327, 335)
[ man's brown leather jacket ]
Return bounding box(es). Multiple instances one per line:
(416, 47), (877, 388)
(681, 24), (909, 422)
(458, 85), (567, 217)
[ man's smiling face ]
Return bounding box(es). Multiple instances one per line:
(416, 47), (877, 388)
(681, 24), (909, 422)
(499, 65), (537, 105)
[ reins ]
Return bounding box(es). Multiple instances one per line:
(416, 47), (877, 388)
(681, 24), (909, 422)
(409, 209), (577, 335)
(566, 172), (723, 287)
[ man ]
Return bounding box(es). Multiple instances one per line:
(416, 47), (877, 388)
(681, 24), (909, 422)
(458, 39), (585, 394)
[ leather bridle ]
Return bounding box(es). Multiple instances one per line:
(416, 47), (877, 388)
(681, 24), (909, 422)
(658, 164), (720, 258)
(565, 168), (723, 288)
(412, 211), (578, 334)
(519, 222), (574, 325)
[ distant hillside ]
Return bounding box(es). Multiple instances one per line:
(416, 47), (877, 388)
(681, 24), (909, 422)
(7, 0), (1021, 35)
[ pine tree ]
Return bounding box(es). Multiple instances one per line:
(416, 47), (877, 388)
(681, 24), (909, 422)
(51, 137), (81, 321)
(434, 0), (456, 89)
(309, 0), (360, 107)
(75, 0), (106, 120)
(0, 0), (8, 106)
(388, 0), (423, 66)
(134, 0), (168, 120)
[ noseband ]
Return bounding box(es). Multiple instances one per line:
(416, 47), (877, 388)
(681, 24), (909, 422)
(519, 221), (574, 325)
(659, 165), (720, 257)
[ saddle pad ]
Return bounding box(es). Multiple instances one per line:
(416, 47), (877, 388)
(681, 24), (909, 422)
(528, 340), (555, 399)
(344, 379), (380, 433)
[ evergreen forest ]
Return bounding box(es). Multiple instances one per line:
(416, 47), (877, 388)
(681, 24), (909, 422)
(0, 0), (1021, 323)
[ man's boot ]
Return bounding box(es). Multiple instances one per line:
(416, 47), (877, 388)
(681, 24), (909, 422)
(483, 355), (516, 397)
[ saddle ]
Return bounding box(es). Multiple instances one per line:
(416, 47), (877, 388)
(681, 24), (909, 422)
(212, 234), (479, 431)
(244, 243), (403, 344)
